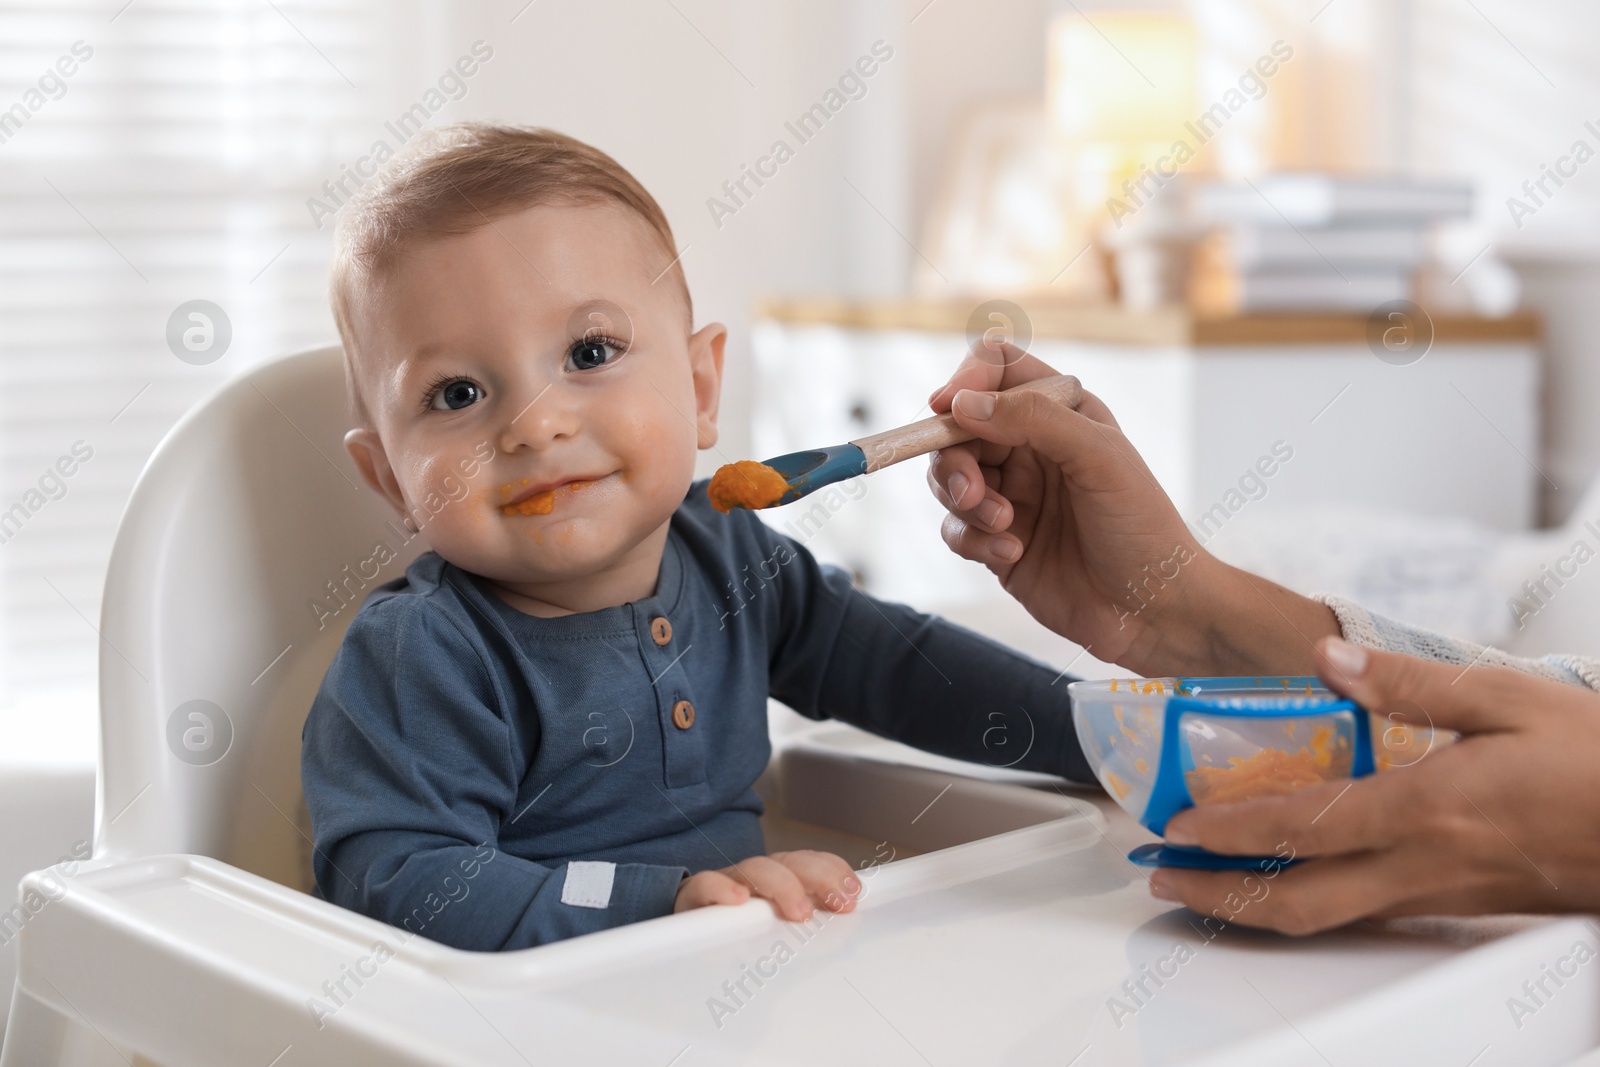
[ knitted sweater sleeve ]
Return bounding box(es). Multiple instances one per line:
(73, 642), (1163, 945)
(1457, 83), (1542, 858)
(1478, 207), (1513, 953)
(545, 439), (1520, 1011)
(1313, 593), (1600, 692)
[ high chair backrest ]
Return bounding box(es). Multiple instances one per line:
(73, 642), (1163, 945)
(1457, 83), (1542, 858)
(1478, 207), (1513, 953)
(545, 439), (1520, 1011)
(97, 346), (429, 891)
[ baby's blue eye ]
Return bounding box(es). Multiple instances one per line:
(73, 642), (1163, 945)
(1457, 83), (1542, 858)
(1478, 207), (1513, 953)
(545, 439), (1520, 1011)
(568, 336), (624, 372)
(430, 379), (484, 411)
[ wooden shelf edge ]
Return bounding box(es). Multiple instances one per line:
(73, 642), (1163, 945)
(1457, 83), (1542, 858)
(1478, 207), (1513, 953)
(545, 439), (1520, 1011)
(754, 298), (1541, 347)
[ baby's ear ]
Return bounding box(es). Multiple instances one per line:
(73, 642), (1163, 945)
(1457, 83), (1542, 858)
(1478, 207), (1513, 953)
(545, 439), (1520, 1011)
(344, 427), (407, 514)
(688, 322), (727, 449)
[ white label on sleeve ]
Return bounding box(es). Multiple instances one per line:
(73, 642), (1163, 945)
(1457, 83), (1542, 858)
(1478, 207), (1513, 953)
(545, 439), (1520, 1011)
(561, 861), (616, 909)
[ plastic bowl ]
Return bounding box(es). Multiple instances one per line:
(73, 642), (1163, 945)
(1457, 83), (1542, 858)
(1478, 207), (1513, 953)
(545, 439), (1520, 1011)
(1068, 676), (1447, 837)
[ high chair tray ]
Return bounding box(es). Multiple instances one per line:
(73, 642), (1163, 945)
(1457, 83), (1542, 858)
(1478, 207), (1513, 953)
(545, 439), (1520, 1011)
(6, 735), (1597, 1066)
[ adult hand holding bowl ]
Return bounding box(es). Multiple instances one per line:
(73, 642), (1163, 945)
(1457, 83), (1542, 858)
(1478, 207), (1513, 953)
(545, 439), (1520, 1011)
(1070, 669), (1450, 871)
(1147, 637), (1600, 934)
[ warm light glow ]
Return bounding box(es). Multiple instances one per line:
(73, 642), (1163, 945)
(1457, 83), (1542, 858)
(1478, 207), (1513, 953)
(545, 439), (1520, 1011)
(1049, 12), (1196, 144)
(1048, 11), (1201, 228)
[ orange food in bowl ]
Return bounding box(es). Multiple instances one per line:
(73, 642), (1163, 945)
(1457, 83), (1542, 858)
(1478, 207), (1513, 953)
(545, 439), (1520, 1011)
(708, 460), (789, 513)
(1184, 726), (1348, 805)
(1185, 748), (1336, 804)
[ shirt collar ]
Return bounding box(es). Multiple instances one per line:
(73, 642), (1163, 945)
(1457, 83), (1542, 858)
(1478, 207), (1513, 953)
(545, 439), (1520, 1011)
(444, 526), (686, 637)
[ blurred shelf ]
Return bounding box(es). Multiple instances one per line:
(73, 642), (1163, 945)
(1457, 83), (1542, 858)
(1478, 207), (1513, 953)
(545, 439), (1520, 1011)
(753, 301), (1542, 537)
(755, 297), (1541, 347)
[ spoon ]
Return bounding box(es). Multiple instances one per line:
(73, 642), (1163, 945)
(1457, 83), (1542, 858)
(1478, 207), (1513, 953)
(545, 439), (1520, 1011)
(709, 374), (1083, 511)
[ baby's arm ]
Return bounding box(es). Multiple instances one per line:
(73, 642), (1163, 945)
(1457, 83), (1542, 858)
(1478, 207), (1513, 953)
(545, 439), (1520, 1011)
(325, 830), (689, 949)
(302, 600), (689, 950)
(759, 525), (1093, 782)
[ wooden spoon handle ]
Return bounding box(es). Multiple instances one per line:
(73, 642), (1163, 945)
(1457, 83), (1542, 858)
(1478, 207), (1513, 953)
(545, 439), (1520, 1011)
(851, 374), (1083, 473)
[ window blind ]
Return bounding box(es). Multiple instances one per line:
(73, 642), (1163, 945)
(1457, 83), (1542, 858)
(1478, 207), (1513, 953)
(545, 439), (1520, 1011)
(0, 0), (392, 722)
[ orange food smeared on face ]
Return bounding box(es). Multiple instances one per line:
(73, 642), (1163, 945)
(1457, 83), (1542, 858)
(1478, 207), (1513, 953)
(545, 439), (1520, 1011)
(707, 460), (789, 513)
(503, 489), (557, 515)
(499, 479), (595, 517)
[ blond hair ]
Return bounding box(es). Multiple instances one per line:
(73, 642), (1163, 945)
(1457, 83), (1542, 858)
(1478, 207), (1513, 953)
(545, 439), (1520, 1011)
(329, 123), (689, 426)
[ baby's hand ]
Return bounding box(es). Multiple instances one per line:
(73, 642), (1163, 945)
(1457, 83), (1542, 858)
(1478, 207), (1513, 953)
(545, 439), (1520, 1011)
(674, 849), (862, 921)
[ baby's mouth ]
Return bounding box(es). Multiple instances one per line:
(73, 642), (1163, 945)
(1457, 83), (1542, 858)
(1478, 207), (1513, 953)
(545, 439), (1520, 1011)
(498, 473), (610, 516)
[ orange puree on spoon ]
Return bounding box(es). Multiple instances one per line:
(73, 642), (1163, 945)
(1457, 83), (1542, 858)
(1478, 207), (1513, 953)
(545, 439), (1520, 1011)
(708, 460), (789, 513)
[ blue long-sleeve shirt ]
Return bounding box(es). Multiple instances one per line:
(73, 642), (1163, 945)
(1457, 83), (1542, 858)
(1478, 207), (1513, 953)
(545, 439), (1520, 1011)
(301, 482), (1090, 951)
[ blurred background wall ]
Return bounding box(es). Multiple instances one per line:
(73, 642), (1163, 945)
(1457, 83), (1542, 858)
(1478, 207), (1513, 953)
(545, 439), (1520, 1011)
(2, 0), (1600, 748)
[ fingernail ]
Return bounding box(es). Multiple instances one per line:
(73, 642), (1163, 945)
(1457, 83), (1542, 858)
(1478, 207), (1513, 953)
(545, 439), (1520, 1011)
(845, 875), (861, 894)
(995, 539), (1021, 562)
(1164, 819), (1197, 847)
(977, 500), (1001, 527)
(1149, 872), (1179, 901)
(954, 389), (996, 421)
(1323, 637), (1369, 678)
(947, 472), (969, 504)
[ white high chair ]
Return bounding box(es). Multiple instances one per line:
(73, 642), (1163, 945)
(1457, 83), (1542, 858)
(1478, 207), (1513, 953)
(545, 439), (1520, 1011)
(0, 346), (1106, 1066)
(12, 345), (1600, 1065)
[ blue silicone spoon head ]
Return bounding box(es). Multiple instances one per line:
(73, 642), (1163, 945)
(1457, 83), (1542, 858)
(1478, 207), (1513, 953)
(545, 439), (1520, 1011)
(761, 443), (868, 506)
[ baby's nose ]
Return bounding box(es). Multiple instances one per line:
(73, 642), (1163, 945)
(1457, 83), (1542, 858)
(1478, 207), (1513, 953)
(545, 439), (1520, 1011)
(499, 383), (578, 451)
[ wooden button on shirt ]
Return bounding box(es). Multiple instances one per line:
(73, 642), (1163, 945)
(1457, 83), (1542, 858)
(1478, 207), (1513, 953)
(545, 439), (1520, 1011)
(672, 699), (695, 729)
(650, 616), (672, 645)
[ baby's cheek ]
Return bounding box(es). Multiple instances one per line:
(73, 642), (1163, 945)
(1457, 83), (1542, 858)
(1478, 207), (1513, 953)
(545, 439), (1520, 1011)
(407, 459), (457, 505)
(466, 488), (491, 528)
(626, 383), (698, 449)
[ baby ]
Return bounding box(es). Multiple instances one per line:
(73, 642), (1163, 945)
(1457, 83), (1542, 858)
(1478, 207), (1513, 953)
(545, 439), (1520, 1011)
(301, 123), (1092, 951)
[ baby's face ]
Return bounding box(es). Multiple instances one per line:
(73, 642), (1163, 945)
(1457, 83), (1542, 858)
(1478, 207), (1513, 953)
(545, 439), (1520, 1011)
(343, 201), (723, 595)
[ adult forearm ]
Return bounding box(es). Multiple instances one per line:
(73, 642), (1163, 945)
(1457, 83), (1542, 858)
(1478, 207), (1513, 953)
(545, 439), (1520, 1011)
(1123, 557), (1341, 678)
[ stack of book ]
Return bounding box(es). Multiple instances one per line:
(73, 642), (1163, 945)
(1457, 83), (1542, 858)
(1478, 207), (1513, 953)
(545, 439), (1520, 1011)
(1188, 175), (1473, 315)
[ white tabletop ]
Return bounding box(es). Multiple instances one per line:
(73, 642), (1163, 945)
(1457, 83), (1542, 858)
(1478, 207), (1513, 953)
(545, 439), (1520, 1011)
(527, 728), (1594, 1066)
